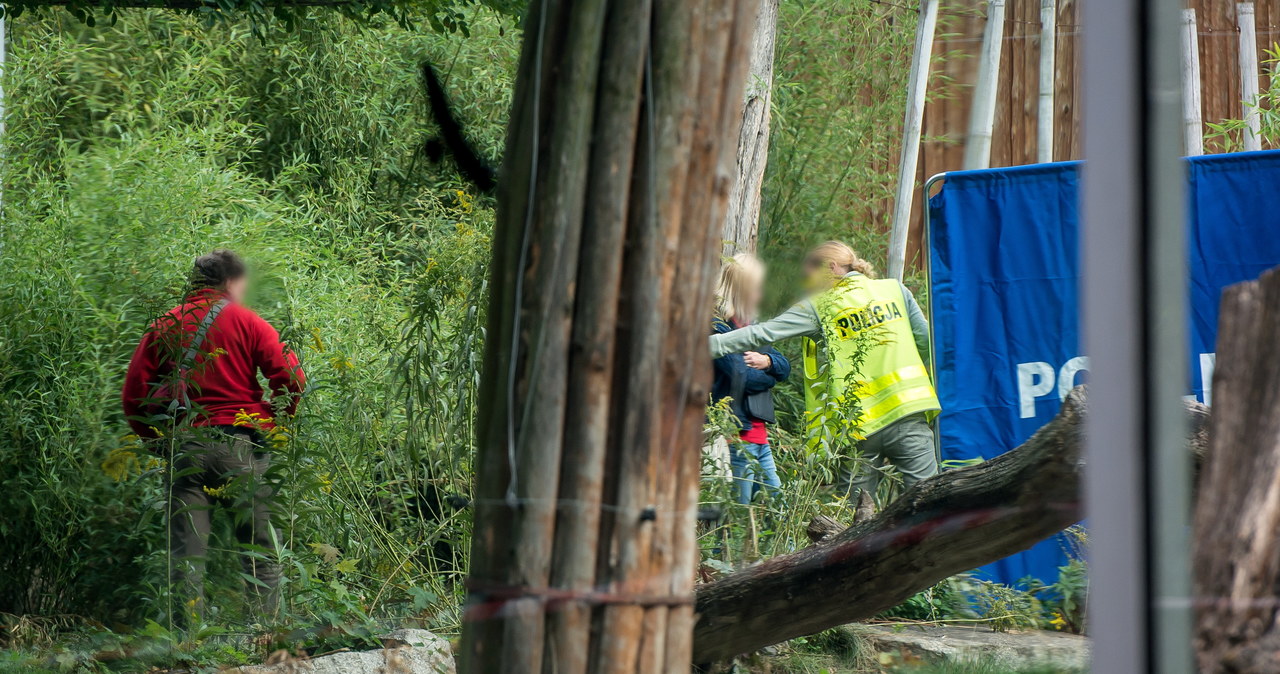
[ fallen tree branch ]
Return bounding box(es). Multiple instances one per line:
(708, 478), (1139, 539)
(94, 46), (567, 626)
(806, 491), (876, 544)
(693, 388), (1208, 662)
(693, 390), (1091, 662)
(691, 383), (1218, 663)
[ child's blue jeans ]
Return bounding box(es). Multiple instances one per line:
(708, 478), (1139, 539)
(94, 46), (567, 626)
(729, 442), (781, 505)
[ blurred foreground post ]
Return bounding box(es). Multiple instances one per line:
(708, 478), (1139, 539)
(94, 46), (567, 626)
(1082, 0), (1192, 668)
(460, 0), (758, 671)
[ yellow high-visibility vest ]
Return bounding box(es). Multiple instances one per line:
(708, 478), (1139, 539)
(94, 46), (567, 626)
(803, 276), (940, 443)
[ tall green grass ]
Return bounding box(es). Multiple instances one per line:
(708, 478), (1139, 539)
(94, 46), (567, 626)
(0, 8), (517, 653)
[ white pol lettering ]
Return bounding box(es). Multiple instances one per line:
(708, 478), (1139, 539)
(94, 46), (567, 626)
(1017, 362), (1055, 418)
(1016, 357), (1092, 418)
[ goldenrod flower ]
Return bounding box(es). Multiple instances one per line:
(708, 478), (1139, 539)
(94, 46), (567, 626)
(101, 449), (139, 482)
(454, 189), (473, 213)
(265, 424), (291, 449)
(202, 484), (229, 498)
(233, 409), (272, 428)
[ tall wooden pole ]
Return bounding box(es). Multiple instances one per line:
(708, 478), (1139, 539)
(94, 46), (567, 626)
(461, 0), (759, 671)
(1182, 8), (1204, 156)
(1037, 0), (1056, 163)
(886, 0), (940, 281)
(963, 0), (1007, 170)
(1237, 2), (1261, 152)
(721, 0), (779, 255)
(1195, 268), (1280, 671)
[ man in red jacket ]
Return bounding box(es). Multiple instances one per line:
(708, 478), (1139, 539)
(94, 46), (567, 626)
(123, 249), (305, 623)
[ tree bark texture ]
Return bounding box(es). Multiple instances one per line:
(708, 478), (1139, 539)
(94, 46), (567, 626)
(461, 1), (760, 671)
(1194, 266), (1280, 674)
(720, 0), (779, 255)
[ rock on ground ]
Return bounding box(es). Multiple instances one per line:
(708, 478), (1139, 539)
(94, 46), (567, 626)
(862, 624), (1090, 671)
(233, 629), (454, 674)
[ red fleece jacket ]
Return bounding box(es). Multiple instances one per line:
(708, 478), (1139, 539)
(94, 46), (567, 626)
(122, 290), (306, 438)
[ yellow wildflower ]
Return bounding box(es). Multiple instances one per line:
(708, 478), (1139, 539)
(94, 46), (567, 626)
(101, 449), (139, 482)
(454, 189), (473, 213)
(1049, 612), (1067, 630)
(265, 424), (290, 449)
(330, 355), (354, 372)
(233, 409), (272, 428)
(202, 484), (230, 498)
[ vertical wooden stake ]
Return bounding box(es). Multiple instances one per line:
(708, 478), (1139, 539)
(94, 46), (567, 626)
(462, 1), (759, 671)
(1181, 8), (1204, 156)
(887, 0), (940, 281)
(1037, 0), (1057, 163)
(1237, 2), (1261, 151)
(963, 0), (1007, 170)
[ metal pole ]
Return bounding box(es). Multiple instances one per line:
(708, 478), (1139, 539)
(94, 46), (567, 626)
(922, 172), (946, 465)
(964, 0), (1006, 170)
(1082, 0), (1192, 672)
(1182, 9), (1204, 156)
(1037, 0), (1056, 164)
(1, 11), (6, 218)
(1238, 3), (1261, 151)
(887, 0), (940, 281)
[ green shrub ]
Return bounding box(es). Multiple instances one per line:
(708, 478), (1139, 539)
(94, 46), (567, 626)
(0, 7), (516, 645)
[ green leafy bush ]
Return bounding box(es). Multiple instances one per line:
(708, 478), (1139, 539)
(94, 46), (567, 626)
(0, 8), (515, 654)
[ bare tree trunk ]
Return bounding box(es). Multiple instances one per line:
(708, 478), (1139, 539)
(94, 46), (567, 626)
(461, 1), (759, 671)
(1194, 266), (1280, 674)
(721, 0), (779, 255)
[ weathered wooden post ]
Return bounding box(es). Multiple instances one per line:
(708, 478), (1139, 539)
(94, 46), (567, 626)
(1237, 2), (1261, 152)
(1181, 8), (1204, 156)
(1037, 0), (1057, 164)
(461, 0), (759, 671)
(887, 0), (940, 281)
(1195, 267), (1280, 673)
(721, 0), (779, 255)
(963, 0), (1007, 170)
(721, 0), (778, 255)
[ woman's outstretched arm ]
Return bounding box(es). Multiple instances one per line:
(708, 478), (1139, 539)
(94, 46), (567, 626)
(899, 282), (931, 370)
(709, 301), (823, 358)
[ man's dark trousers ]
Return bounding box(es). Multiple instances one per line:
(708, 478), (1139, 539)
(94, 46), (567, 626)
(167, 426), (279, 622)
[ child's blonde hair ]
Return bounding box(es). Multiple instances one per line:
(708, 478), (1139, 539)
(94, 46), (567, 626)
(715, 253), (765, 323)
(806, 240), (876, 278)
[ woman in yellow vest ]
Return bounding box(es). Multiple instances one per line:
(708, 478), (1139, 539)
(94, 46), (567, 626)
(708, 241), (941, 501)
